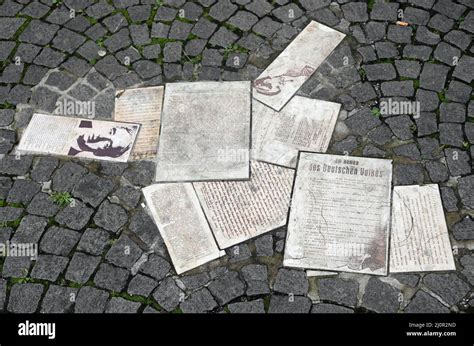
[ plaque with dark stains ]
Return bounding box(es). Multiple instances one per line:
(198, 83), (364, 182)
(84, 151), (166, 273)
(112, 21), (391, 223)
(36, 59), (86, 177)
(18, 113), (140, 163)
(253, 21), (345, 111)
(284, 152), (392, 275)
(390, 184), (455, 273)
(155, 81), (251, 182)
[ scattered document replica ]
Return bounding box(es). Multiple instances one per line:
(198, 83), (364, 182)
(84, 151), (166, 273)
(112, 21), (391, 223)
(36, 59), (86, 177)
(253, 21), (346, 111)
(114, 86), (164, 160)
(284, 153), (392, 276)
(155, 81), (251, 182)
(142, 183), (222, 274)
(144, 161), (294, 273)
(18, 113), (140, 162)
(194, 160), (294, 249)
(389, 184), (455, 273)
(252, 96), (341, 168)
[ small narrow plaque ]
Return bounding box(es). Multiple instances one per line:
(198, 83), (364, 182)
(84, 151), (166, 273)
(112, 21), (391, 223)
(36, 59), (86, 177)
(18, 113), (140, 162)
(253, 21), (346, 111)
(155, 81), (251, 182)
(142, 183), (222, 275)
(306, 270), (338, 277)
(252, 96), (341, 168)
(194, 161), (294, 249)
(284, 153), (392, 275)
(114, 86), (164, 160)
(389, 184), (456, 273)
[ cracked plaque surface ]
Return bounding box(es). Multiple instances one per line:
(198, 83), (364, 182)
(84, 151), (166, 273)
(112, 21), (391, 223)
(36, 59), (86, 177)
(155, 81), (251, 182)
(194, 160), (294, 249)
(390, 184), (455, 273)
(284, 152), (392, 275)
(252, 96), (341, 168)
(253, 21), (346, 111)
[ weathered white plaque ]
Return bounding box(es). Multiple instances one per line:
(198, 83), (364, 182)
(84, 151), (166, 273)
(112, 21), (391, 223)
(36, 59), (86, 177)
(252, 96), (341, 168)
(155, 81), (251, 182)
(194, 161), (294, 249)
(114, 86), (164, 160)
(284, 153), (392, 275)
(142, 183), (222, 274)
(18, 113), (140, 162)
(253, 21), (345, 111)
(389, 185), (455, 273)
(306, 270), (338, 277)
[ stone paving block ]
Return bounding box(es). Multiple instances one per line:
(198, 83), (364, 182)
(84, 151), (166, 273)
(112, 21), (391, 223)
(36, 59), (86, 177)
(311, 303), (354, 313)
(65, 252), (101, 284)
(105, 297), (141, 313)
(273, 268), (308, 295)
(423, 273), (470, 306)
(127, 274), (158, 297)
(75, 286), (109, 313)
(318, 278), (358, 308)
(268, 295), (311, 313)
(94, 263), (130, 291)
(11, 215), (47, 244)
(105, 234), (143, 269)
(180, 288), (218, 313)
(228, 299), (265, 313)
(208, 271), (245, 305)
(7, 283), (44, 313)
(405, 290), (449, 313)
(139, 254), (171, 281)
(452, 217), (474, 241)
(40, 226), (81, 256)
(152, 277), (183, 311)
(55, 200), (94, 231)
(41, 285), (78, 313)
(30, 255), (69, 282)
(77, 227), (111, 256)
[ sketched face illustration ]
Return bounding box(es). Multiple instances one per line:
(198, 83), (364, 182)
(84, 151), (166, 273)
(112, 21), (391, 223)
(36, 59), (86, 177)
(253, 65), (315, 96)
(68, 120), (135, 158)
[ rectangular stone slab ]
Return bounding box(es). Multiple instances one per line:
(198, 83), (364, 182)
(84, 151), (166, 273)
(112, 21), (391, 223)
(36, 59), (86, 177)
(306, 270), (338, 277)
(114, 86), (164, 161)
(253, 21), (346, 111)
(155, 81), (251, 182)
(389, 184), (455, 273)
(252, 96), (341, 168)
(193, 160), (294, 249)
(142, 183), (222, 275)
(17, 113), (140, 163)
(284, 152), (392, 276)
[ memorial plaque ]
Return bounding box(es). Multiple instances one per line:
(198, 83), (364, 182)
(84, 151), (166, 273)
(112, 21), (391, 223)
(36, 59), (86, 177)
(194, 161), (294, 249)
(253, 21), (346, 111)
(142, 183), (222, 274)
(284, 152), (392, 275)
(389, 184), (455, 273)
(114, 86), (164, 160)
(252, 96), (341, 168)
(155, 81), (251, 182)
(18, 113), (140, 163)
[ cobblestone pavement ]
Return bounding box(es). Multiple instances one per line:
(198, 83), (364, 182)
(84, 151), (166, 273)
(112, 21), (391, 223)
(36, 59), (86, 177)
(0, 0), (473, 314)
